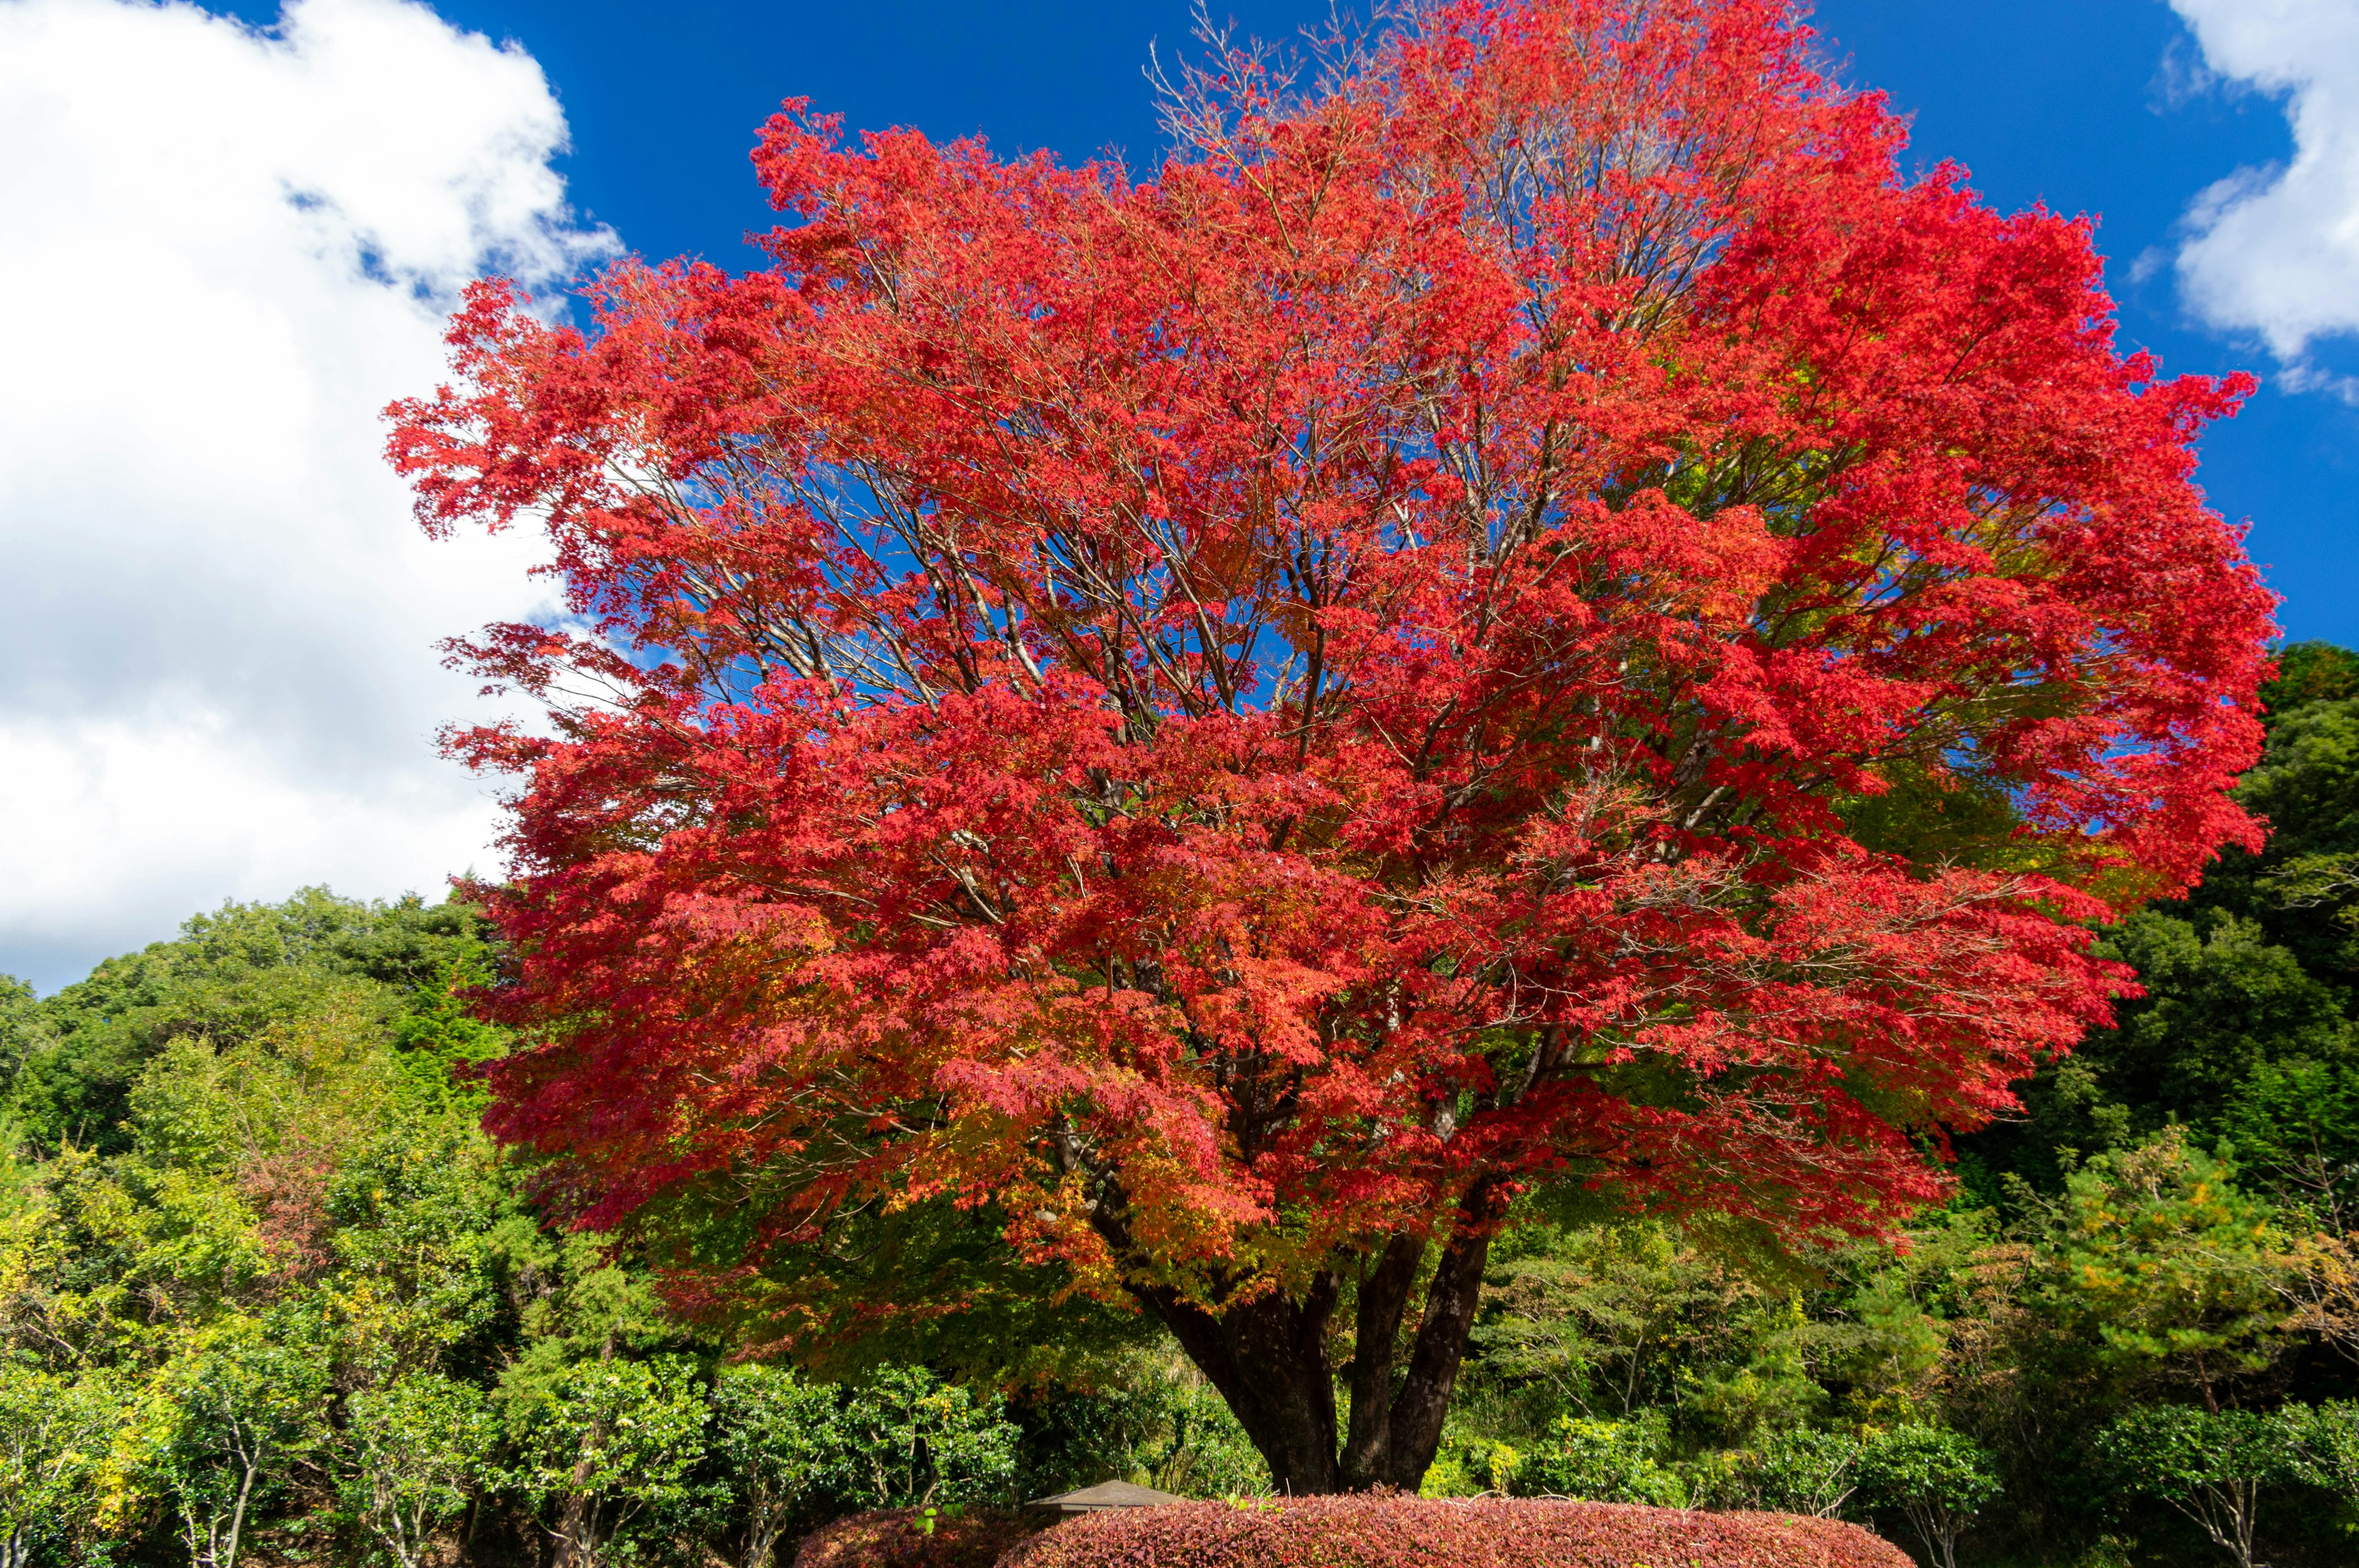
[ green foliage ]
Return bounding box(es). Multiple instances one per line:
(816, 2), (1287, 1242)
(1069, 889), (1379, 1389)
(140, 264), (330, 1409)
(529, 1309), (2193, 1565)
(706, 1363), (842, 1568)
(2259, 641), (2359, 713)
(2095, 1405), (2294, 1568)
(2089, 911), (2350, 1130)
(1474, 1220), (1742, 1426)
(1748, 1425), (1867, 1518)
(2283, 1400), (2359, 1504)
(1137, 1379), (1273, 1499)
(1520, 1414), (1689, 1507)
(504, 1354), (710, 1567)
(2231, 695), (2359, 974)
(829, 1364), (1019, 1511)
(150, 1316), (332, 1568)
(1856, 1425), (2001, 1568)
(2032, 1133), (2294, 1405)
(0, 1362), (113, 1568)
(0, 975), (36, 1092)
(2221, 1055), (2359, 1225)
(1007, 1363), (1266, 1502)
(4, 890), (507, 1158)
(342, 1374), (493, 1568)
(635, 1181), (1161, 1391)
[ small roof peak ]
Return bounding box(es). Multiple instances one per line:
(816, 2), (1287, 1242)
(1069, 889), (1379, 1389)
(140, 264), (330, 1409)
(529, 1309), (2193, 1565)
(1026, 1480), (1184, 1511)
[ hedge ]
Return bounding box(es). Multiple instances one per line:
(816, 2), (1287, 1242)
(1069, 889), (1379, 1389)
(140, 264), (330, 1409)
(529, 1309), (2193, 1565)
(998, 1495), (1914, 1568)
(791, 1506), (1045, 1567)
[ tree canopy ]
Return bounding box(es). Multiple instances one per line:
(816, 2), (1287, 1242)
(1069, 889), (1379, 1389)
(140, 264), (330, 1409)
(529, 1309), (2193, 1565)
(389, 0), (2272, 1492)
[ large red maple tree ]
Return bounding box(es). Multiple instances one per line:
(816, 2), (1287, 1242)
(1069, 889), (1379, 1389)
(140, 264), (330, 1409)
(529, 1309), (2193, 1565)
(393, 0), (2274, 1492)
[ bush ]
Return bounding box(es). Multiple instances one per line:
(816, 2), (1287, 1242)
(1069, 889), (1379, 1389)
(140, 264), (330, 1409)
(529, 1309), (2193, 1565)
(1420, 1435), (1525, 1497)
(1853, 1425), (2000, 1568)
(1011, 1367), (1270, 1500)
(2094, 1405), (2294, 1568)
(1520, 1414), (1688, 1505)
(831, 1364), (1022, 1509)
(790, 1506), (1043, 1567)
(2285, 1398), (2358, 1502)
(1745, 1426), (1865, 1517)
(1000, 1495), (1914, 1568)
(708, 1362), (842, 1568)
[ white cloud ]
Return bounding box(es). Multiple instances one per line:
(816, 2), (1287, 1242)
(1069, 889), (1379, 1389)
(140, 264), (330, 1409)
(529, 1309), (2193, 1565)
(2170, 0), (2359, 382)
(0, 0), (612, 989)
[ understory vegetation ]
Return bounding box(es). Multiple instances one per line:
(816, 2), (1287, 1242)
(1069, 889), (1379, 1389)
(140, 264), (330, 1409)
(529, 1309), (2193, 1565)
(4, 648), (2358, 1568)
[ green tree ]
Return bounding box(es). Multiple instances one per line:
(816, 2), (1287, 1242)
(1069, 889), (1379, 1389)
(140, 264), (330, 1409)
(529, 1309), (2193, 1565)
(152, 1316), (331, 1568)
(5, 890), (502, 1158)
(343, 1373), (495, 1568)
(2035, 1132), (2294, 1406)
(0, 977), (36, 1098)
(2223, 1056), (2359, 1228)
(706, 1363), (840, 1568)
(1747, 1425), (1864, 1518)
(830, 1364), (1019, 1510)
(2285, 1399), (2358, 1507)
(0, 1363), (109, 1568)
(1473, 1222), (1747, 1425)
(2218, 673), (2359, 980)
(1855, 1424), (2000, 1568)
(2087, 911), (2352, 1133)
(322, 1117), (509, 1383)
(2095, 1404), (2294, 1568)
(507, 1354), (708, 1568)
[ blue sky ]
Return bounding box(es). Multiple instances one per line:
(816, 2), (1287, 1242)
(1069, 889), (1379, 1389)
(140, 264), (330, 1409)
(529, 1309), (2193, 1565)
(195, 0), (2354, 642)
(2, 0), (2353, 988)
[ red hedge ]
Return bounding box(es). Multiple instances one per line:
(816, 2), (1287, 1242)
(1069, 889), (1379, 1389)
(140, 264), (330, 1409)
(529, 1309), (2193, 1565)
(792, 1507), (1044, 1568)
(998, 1496), (1913, 1568)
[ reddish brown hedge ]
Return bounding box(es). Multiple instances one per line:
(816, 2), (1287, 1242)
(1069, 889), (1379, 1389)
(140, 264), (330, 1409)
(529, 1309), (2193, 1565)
(998, 1496), (1913, 1568)
(791, 1507), (1045, 1568)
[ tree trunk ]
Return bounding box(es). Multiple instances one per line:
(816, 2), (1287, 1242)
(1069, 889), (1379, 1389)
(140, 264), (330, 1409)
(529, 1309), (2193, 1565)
(550, 1432), (598, 1568)
(1095, 1190), (1497, 1495)
(1128, 1270), (1345, 1493)
(217, 1456), (260, 1568)
(551, 1334), (617, 1568)
(741, 1505), (786, 1568)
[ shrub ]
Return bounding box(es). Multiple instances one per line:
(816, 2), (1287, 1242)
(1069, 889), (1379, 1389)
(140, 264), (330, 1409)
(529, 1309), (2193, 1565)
(2094, 1405), (2294, 1568)
(2284, 1399), (2358, 1502)
(1000, 1495), (1914, 1568)
(342, 1373), (496, 1568)
(1853, 1424), (2000, 1568)
(1012, 1368), (1270, 1500)
(707, 1362), (842, 1568)
(831, 1364), (1021, 1509)
(791, 1505), (1043, 1567)
(1521, 1415), (1688, 1505)
(1745, 1426), (1864, 1518)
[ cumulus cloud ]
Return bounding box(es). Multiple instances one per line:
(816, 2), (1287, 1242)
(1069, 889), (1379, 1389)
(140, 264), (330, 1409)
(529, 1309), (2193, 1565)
(2169, 0), (2359, 386)
(0, 0), (612, 989)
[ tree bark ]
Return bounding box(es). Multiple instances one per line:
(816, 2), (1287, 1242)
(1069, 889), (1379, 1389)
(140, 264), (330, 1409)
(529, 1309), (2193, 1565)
(1128, 1271), (1345, 1494)
(1096, 1191), (1498, 1495)
(1339, 1233), (1425, 1488)
(550, 1478), (591, 1568)
(1377, 1226), (1493, 1489)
